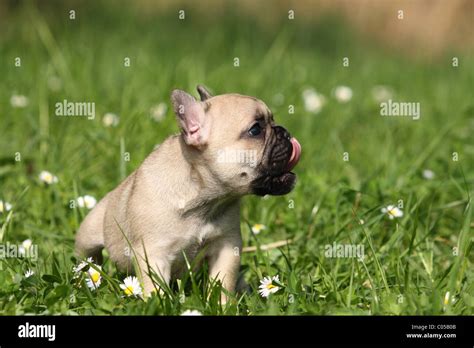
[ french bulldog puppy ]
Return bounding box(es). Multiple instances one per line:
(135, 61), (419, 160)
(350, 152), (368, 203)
(75, 85), (301, 301)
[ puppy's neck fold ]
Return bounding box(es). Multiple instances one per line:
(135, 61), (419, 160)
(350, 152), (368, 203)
(176, 136), (240, 219)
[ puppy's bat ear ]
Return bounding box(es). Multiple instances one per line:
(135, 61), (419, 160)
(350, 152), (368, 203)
(197, 85), (213, 101)
(171, 89), (210, 148)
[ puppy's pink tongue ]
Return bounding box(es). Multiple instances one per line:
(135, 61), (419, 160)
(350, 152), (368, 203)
(286, 137), (301, 172)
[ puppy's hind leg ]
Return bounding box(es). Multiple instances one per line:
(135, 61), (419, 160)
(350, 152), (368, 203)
(74, 196), (109, 264)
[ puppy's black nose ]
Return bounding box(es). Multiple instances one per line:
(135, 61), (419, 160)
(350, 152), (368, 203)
(272, 125), (291, 140)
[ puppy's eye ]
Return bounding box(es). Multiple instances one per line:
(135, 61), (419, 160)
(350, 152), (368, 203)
(248, 123), (262, 136)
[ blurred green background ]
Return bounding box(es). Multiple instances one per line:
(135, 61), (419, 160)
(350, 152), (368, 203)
(0, 0), (472, 315)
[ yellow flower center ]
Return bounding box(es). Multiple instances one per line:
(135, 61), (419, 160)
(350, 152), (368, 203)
(388, 209), (396, 216)
(124, 286), (134, 295)
(266, 283), (276, 290)
(90, 272), (100, 283)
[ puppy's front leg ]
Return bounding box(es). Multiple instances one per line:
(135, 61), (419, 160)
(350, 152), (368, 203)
(207, 236), (242, 303)
(137, 256), (171, 296)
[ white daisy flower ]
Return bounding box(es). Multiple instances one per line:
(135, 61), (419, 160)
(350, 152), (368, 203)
(18, 239), (32, 256)
(150, 103), (168, 122)
(181, 309), (203, 316)
(10, 94), (29, 108)
(0, 200), (12, 213)
(120, 276), (143, 297)
(24, 269), (35, 278)
(77, 195), (97, 209)
(251, 224), (266, 235)
(258, 275), (282, 298)
(422, 169), (435, 180)
(39, 170), (58, 185)
(22, 239), (32, 249)
(72, 257), (94, 275)
(371, 85), (393, 103)
(302, 88), (326, 114)
(103, 113), (120, 127)
(381, 205), (403, 220)
(444, 291), (451, 306)
(85, 265), (102, 290)
(333, 86), (353, 103)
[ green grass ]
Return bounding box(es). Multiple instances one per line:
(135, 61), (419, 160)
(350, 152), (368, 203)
(0, 1), (473, 315)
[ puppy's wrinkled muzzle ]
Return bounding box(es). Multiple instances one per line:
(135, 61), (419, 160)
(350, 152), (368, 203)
(252, 127), (302, 196)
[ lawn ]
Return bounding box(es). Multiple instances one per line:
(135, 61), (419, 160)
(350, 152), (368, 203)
(0, 1), (472, 315)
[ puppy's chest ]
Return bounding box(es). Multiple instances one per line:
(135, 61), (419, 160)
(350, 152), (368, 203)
(169, 223), (224, 274)
(195, 222), (224, 246)
(178, 221), (227, 258)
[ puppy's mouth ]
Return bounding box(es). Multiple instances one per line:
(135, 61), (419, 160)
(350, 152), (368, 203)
(286, 137), (302, 172)
(252, 136), (301, 196)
